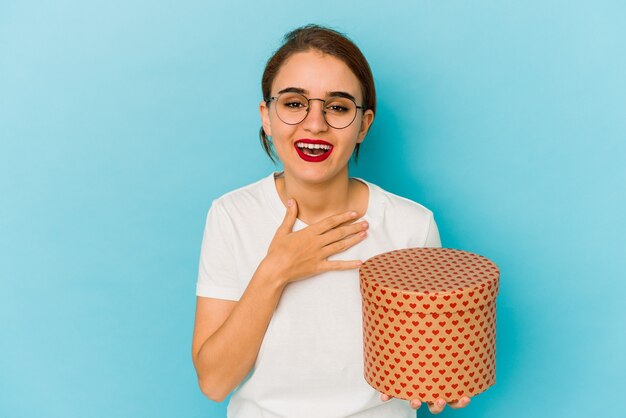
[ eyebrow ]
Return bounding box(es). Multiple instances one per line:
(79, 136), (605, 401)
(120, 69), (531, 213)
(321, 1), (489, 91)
(276, 87), (358, 102)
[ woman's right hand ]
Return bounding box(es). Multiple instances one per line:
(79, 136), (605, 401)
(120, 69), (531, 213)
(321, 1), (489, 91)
(260, 198), (368, 286)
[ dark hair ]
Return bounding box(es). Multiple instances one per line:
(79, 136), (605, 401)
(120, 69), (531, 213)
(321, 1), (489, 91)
(260, 24), (376, 163)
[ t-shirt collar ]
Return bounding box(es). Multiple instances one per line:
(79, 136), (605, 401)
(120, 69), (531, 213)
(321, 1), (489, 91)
(262, 171), (382, 229)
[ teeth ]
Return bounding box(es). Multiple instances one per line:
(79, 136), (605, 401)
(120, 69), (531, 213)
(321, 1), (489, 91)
(297, 142), (332, 150)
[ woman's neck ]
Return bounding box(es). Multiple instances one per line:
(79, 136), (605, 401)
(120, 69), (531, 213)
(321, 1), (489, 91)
(275, 170), (366, 225)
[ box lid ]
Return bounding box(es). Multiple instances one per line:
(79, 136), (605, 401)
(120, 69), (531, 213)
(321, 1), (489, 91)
(360, 248), (499, 314)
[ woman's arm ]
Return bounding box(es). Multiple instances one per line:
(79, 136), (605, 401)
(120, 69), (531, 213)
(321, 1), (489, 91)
(191, 265), (285, 402)
(191, 199), (368, 401)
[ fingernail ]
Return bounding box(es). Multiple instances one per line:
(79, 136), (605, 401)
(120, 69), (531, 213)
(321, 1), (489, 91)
(437, 399), (446, 407)
(350, 211), (358, 217)
(287, 199), (293, 207)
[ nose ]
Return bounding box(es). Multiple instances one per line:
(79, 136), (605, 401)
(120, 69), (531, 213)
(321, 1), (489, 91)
(301, 98), (328, 133)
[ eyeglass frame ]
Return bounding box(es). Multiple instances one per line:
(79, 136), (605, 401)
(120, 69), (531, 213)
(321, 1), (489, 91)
(265, 92), (365, 130)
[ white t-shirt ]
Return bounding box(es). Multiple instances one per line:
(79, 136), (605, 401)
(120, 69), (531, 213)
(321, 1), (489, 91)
(197, 172), (441, 418)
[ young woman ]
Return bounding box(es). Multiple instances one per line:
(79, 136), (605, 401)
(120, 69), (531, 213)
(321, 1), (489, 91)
(192, 25), (472, 417)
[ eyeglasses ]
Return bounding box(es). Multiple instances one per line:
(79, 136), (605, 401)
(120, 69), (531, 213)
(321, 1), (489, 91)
(266, 93), (364, 129)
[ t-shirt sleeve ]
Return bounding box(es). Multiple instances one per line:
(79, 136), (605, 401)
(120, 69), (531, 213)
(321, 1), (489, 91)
(423, 213), (442, 248)
(196, 201), (242, 300)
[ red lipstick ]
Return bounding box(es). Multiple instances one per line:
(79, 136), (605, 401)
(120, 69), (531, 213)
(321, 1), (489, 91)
(294, 139), (334, 162)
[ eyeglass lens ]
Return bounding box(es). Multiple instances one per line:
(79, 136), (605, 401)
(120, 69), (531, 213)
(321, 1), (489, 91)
(274, 93), (357, 129)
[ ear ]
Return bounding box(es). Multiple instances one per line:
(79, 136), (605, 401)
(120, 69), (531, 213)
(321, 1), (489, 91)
(356, 109), (375, 144)
(260, 100), (272, 137)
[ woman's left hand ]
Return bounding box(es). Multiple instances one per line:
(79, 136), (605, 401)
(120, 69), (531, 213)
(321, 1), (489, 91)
(380, 393), (471, 414)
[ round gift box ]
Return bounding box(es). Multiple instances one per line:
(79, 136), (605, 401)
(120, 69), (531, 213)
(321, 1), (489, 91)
(359, 248), (499, 403)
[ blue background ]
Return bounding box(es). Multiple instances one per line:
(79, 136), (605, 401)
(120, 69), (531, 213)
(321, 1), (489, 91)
(1, 1), (625, 417)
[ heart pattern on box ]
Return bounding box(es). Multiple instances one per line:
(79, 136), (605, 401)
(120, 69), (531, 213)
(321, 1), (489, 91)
(359, 248), (499, 403)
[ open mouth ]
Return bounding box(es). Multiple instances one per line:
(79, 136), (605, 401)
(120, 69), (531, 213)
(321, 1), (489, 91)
(294, 140), (334, 162)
